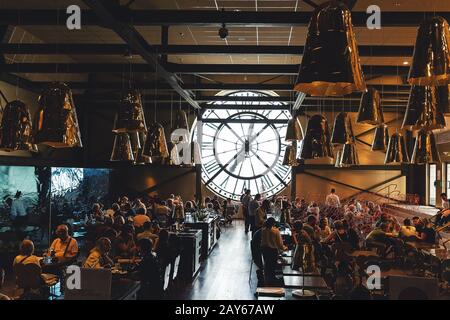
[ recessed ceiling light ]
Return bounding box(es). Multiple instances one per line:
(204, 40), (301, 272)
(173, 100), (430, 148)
(403, 61), (409, 65)
(238, 37), (246, 41)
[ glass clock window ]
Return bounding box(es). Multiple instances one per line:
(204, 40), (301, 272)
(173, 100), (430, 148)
(193, 91), (293, 200)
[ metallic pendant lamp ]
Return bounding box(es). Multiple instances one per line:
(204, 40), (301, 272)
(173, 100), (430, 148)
(408, 16), (450, 86)
(175, 110), (189, 131)
(282, 144), (298, 166)
(371, 124), (389, 152)
(411, 128), (441, 164)
(403, 85), (446, 130)
(285, 116), (304, 141)
(357, 87), (384, 125)
(385, 132), (410, 164)
(300, 114), (334, 159)
(294, 1), (366, 96)
(0, 100), (37, 152)
(142, 122), (169, 163)
(110, 133), (135, 162)
(113, 90), (147, 133)
(339, 142), (359, 167)
(34, 82), (82, 148)
(331, 112), (355, 144)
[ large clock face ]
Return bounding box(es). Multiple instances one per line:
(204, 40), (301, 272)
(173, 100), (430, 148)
(195, 92), (292, 200)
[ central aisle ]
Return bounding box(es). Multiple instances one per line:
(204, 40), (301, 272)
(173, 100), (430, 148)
(176, 220), (258, 300)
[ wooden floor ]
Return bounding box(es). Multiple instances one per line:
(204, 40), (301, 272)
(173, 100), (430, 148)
(174, 220), (258, 300)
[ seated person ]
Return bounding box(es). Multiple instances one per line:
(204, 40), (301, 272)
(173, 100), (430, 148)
(150, 221), (161, 236)
(13, 239), (42, 268)
(412, 216), (423, 232)
(114, 224), (136, 259)
(132, 238), (163, 300)
(46, 225), (79, 265)
(90, 203), (104, 222)
(154, 229), (172, 268)
(184, 201), (196, 214)
(0, 268), (11, 300)
(133, 207), (150, 229)
(342, 219), (360, 250)
(113, 215), (126, 233)
(323, 221), (351, 248)
(399, 218), (419, 241)
(416, 218), (436, 244)
(303, 215), (321, 242)
(435, 208), (450, 227)
(84, 237), (114, 269)
(365, 223), (403, 256)
(136, 221), (159, 244)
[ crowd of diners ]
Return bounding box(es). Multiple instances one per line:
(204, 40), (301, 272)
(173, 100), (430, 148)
(0, 193), (236, 300)
(244, 188), (447, 298)
(1, 190), (448, 300)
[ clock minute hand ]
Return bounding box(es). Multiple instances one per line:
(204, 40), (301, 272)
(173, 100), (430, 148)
(229, 145), (246, 172)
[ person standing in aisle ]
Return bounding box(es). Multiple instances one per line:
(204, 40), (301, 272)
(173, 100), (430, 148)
(241, 189), (252, 234)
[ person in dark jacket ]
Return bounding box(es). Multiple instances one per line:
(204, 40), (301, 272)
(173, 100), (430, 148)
(134, 238), (163, 300)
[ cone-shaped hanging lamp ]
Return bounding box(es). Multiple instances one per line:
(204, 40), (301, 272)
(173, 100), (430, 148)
(331, 112), (355, 144)
(300, 114), (334, 159)
(411, 129), (441, 164)
(110, 133), (134, 162)
(0, 100), (37, 152)
(285, 116), (304, 141)
(385, 132), (410, 164)
(282, 145), (298, 166)
(112, 90), (147, 133)
(403, 85), (446, 129)
(293, 1), (366, 96)
(174, 110), (189, 131)
(371, 125), (389, 151)
(357, 87), (384, 125)
(339, 142), (359, 167)
(408, 16), (450, 86)
(34, 82), (82, 148)
(142, 123), (169, 162)
(403, 85), (424, 128)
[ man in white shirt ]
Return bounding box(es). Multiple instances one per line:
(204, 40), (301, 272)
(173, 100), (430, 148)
(325, 188), (341, 208)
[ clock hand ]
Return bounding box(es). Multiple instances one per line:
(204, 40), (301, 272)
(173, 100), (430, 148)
(229, 145), (246, 172)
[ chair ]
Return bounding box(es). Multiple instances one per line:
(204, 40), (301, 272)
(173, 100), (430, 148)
(13, 262), (58, 299)
(14, 263), (42, 294)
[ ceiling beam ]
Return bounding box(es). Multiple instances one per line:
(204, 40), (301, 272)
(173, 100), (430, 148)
(3, 63), (410, 75)
(81, 0), (200, 109)
(0, 10), (448, 27)
(34, 81), (411, 92)
(0, 43), (414, 57)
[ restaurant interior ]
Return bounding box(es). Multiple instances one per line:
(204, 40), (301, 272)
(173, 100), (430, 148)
(0, 0), (450, 301)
